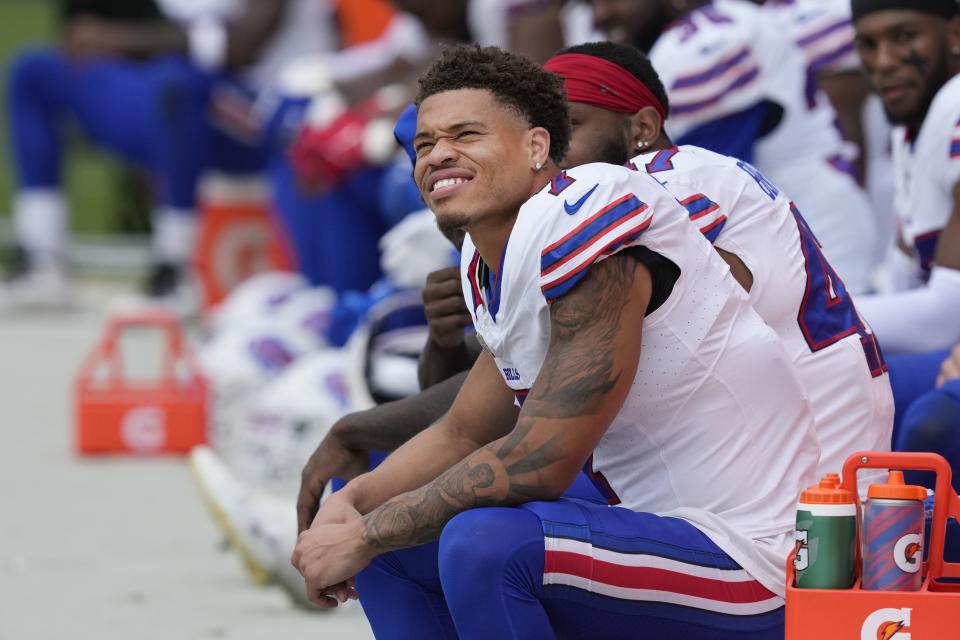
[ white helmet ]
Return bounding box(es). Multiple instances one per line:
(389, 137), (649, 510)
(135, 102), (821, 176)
(230, 349), (369, 492)
(198, 320), (316, 456)
(205, 271), (309, 336)
(378, 209), (456, 290)
(343, 289), (430, 404)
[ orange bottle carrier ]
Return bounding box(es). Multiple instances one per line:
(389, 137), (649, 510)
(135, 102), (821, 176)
(74, 310), (208, 455)
(786, 451), (960, 639)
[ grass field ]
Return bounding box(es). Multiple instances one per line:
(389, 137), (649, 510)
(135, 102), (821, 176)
(0, 0), (148, 236)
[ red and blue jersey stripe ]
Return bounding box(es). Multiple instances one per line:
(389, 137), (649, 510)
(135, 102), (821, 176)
(679, 193), (727, 243)
(540, 195), (651, 302)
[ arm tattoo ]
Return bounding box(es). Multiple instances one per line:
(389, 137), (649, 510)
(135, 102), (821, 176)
(361, 256), (640, 551)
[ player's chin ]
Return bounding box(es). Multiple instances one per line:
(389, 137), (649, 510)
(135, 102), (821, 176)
(434, 209), (471, 236)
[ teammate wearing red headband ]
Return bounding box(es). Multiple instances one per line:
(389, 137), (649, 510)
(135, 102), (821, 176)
(590, 0), (879, 295)
(294, 44), (818, 640)
(545, 41), (894, 494)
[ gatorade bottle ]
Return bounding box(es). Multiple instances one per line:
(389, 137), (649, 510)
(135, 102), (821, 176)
(794, 473), (857, 589)
(861, 470), (926, 591)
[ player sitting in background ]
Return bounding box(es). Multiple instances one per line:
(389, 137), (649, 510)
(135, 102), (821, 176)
(3, 0), (421, 311)
(589, 0), (879, 293)
(546, 40), (893, 490)
(851, 0), (960, 353)
(293, 44), (818, 639)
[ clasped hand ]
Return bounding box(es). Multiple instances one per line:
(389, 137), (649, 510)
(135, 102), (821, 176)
(291, 491), (374, 608)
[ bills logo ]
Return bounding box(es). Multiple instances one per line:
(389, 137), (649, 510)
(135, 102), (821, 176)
(861, 607), (911, 640)
(502, 367), (521, 381)
(894, 534), (922, 573)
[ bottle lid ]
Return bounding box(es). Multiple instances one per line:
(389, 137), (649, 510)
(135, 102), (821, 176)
(799, 473), (856, 504)
(867, 470), (927, 501)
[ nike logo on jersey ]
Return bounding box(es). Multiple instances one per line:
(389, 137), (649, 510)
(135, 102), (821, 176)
(564, 184), (599, 215)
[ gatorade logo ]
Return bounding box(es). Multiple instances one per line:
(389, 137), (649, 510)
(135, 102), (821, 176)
(861, 608), (911, 640)
(793, 529), (809, 571)
(894, 534), (922, 573)
(120, 405), (166, 453)
(213, 221), (273, 291)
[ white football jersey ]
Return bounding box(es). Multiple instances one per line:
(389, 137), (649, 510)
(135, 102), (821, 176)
(629, 145), (893, 488)
(765, 0), (897, 263)
(764, 0), (859, 76)
(460, 163), (819, 595)
(891, 73), (960, 280)
(650, 0), (876, 292)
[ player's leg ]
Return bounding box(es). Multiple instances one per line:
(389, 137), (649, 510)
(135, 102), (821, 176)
(355, 541), (458, 640)
(6, 48), (214, 303)
(896, 380), (960, 561)
(438, 499), (784, 640)
(268, 159), (387, 292)
(886, 349), (950, 442)
(896, 380), (960, 491)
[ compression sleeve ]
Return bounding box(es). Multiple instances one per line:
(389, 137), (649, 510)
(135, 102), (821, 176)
(856, 266), (960, 353)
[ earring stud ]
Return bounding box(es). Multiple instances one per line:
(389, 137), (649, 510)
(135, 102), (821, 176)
(535, 162), (542, 170)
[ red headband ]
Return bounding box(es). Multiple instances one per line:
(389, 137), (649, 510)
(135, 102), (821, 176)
(544, 53), (666, 122)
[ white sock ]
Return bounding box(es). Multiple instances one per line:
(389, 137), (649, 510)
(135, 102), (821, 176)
(13, 189), (68, 269)
(152, 207), (198, 265)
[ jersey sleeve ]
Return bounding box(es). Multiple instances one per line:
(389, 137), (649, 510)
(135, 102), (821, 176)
(651, 5), (767, 140)
(788, 1), (859, 76)
(536, 170), (655, 303)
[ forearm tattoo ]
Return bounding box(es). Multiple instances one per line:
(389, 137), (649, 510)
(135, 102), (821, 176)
(361, 256), (639, 551)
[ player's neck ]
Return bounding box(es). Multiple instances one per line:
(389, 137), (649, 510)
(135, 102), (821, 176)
(648, 134), (675, 154)
(470, 168), (558, 273)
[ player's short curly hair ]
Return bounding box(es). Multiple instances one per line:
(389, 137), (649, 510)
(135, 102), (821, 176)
(558, 41), (671, 119)
(415, 44), (571, 164)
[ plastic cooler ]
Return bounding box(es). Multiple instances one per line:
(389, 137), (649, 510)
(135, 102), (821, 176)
(785, 451), (960, 639)
(194, 174), (293, 311)
(74, 310), (208, 455)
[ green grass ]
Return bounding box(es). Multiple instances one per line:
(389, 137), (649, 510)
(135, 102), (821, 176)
(0, 0), (146, 235)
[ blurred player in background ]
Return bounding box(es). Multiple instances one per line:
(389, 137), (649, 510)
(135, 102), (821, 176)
(3, 0), (424, 311)
(293, 45), (818, 639)
(761, 0), (897, 264)
(588, 0), (879, 293)
(851, 0), (960, 353)
(547, 40), (893, 490)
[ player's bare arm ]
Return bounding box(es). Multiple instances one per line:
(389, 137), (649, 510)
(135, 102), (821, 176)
(331, 349), (519, 517)
(359, 253), (651, 552)
(295, 370), (471, 533)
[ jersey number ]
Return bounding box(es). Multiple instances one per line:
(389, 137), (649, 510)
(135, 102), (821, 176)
(738, 161), (886, 375)
(792, 203), (887, 376)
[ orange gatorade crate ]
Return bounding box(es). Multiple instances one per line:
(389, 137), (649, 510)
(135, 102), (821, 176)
(74, 310), (208, 455)
(194, 174), (294, 311)
(786, 451), (960, 639)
